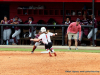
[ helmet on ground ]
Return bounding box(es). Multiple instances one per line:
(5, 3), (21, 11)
(41, 27), (46, 32)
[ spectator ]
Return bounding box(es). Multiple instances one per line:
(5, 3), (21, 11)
(87, 14), (98, 46)
(1, 16), (11, 45)
(25, 17), (36, 38)
(11, 16), (21, 45)
(82, 14), (90, 38)
(13, 16), (22, 23)
(67, 18), (81, 50)
(65, 16), (71, 45)
(77, 14), (89, 46)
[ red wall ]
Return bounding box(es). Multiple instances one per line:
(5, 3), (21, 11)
(0, 0), (93, 2)
(1, 0), (100, 2)
(9, 2), (100, 24)
(9, 2), (63, 24)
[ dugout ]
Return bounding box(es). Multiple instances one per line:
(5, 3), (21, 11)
(0, 0), (100, 46)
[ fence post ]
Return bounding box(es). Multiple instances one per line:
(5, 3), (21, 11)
(62, 26), (64, 46)
(1, 25), (3, 45)
(92, 0), (95, 46)
(31, 26), (34, 45)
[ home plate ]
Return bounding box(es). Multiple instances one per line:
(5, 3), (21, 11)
(41, 51), (53, 53)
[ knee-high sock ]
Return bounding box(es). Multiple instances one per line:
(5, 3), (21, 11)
(46, 49), (50, 53)
(13, 37), (16, 43)
(89, 38), (92, 41)
(50, 47), (54, 52)
(94, 40), (97, 45)
(17, 40), (20, 45)
(32, 45), (37, 52)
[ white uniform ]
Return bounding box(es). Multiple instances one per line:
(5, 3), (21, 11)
(87, 18), (98, 40)
(3, 29), (11, 40)
(39, 32), (53, 43)
(35, 32), (53, 46)
(29, 30), (36, 37)
(38, 33), (49, 44)
(46, 32), (53, 42)
(88, 28), (98, 40)
(12, 29), (21, 39)
(12, 21), (21, 39)
(2, 20), (11, 40)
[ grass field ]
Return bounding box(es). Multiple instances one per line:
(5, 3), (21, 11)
(0, 48), (100, 53)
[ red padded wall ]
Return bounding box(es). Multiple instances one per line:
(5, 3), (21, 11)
(9, 2), (100, 24)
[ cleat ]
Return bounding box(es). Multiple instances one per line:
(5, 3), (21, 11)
(68, 48), (71, 50)
(31, 51), (34, 54)
(54, 52), (57, 56)
(75, 48), (78, 50)
(49, 52), (52, 57)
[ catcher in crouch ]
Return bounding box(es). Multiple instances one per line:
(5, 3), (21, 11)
(30, 27), (57, 57)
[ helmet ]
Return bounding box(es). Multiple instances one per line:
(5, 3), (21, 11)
(41, 27), (46, 32)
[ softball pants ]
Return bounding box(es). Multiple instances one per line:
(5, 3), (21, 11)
(87, 28), (98, 40)
(12, 29), (21, 39)
(3, 29), (11, 40)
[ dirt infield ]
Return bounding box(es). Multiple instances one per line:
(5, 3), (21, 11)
(0, 51), (100, 75)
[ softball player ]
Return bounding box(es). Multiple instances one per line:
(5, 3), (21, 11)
(25, 17), (36, 38)
(77, 14), (89, 46)
(31, 30), (57, 54)
(12, 16), (21, 45)
(30, 27), (57, 57)
(87, 15), (98, 46)
(1, 16), (11, 44)
(65, 17), (71, 46)
(31, 31), (42, 53)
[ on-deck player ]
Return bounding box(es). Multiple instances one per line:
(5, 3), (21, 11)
(1, 16), (11, 44)
(30, 27), (57, 56)
(11, 16), (21, 45)
(87, 14), (98, 46)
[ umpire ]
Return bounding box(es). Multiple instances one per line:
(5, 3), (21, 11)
(67, 18), (81, 50)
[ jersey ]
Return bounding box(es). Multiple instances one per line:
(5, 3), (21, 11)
(65, 21), (71, 25)
(82, 19), (90, 35)
(65, 21), (71, 33)
(47, 32), (53, 42)
(14, 21), (20, 30)
(26, 21), (36, 32)
(82, 19), (89, 25)
(90, 18), (97, 28)
(35, 34), (40, 38)
(38, 32), (53, 44)
(2, 20), (11, 29)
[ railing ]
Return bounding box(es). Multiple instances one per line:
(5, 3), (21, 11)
(0, 24), (94, 46)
